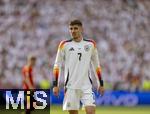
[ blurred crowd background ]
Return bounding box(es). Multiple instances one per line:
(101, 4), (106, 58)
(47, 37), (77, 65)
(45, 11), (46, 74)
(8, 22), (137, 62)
(0, 0), (149, 91)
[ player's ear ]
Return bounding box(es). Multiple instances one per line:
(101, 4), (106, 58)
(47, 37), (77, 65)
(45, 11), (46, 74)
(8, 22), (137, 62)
(80, 26), (83, 33)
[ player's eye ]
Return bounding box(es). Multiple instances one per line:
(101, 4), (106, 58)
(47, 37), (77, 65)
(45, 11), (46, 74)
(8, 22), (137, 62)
(74, 27), (78, 30)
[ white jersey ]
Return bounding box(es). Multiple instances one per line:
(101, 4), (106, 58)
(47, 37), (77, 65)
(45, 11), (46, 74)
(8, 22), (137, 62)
(53, 38), (102, 89)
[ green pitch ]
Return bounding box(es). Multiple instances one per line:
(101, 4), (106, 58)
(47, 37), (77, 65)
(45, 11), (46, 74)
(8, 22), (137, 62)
(50, 105), (150, 114)
(0, 105), (150, 114)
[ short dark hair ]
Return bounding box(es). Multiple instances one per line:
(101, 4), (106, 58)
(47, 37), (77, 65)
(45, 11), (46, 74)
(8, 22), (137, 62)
(28, 55), (36, 61)
(69, 19), (82, 26)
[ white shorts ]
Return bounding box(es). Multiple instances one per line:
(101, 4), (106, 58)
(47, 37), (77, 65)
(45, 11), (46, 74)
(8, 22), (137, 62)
(63, 88), (96, 110)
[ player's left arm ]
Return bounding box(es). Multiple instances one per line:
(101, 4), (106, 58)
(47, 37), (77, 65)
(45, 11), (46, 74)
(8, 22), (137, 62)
(91, 41), (104, 96)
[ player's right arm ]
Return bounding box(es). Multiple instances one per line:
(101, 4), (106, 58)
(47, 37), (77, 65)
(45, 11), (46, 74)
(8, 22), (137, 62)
(53, 41), (65, 96)
(24, 70), (34, 89)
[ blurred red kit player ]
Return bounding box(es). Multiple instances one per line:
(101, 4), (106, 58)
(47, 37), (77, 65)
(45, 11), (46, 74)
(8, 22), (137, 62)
(22, 55), (36, 90)
(22, 55), (37, 114)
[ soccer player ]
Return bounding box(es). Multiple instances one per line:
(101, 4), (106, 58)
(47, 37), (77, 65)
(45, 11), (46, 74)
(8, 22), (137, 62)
(53, 20), (104, 114)
(22, 55), (36, 114)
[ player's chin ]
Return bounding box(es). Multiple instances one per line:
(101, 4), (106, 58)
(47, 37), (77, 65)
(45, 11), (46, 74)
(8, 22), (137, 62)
(72, 36), (78, 39)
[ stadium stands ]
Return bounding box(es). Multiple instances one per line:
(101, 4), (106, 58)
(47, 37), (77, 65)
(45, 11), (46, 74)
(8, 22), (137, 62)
(0, 0), (149, 90)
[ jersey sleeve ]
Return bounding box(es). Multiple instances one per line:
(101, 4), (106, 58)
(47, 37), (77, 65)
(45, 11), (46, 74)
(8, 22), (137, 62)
(53, 41), (65, 87)
(91, 41), (104, 87)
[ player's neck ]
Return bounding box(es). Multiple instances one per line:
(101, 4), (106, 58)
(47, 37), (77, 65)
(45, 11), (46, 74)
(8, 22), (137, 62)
(27, 63), (32, 68)
(73, 36), (83, 42)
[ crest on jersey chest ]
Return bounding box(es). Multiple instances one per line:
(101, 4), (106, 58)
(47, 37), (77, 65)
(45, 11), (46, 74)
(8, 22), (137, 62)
(84, 45), (90, 51)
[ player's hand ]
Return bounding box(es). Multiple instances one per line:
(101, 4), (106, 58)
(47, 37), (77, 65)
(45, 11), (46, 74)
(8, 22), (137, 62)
(29, 86), (35, 90)
(53, 86), (59, 96)
(98, 86), (105, 96)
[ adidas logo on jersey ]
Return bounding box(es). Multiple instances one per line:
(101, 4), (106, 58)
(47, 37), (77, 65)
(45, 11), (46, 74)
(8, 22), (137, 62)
(69, 47), (74, 51)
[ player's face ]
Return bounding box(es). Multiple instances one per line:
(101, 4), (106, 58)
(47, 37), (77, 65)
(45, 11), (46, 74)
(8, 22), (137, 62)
(69, 25), (82, 40)
(30, 59), (36, 67)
